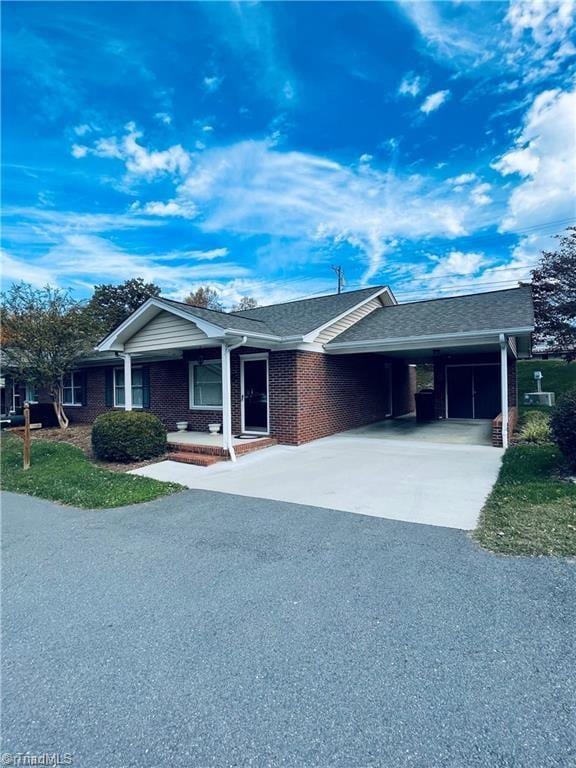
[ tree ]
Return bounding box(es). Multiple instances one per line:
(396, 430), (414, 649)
(184, 286), (224, 311)
(232, 296), (258, 312)
(531, 228), (576, 361)
(0, 283), (97, 428)
(86, 278), (161, 338)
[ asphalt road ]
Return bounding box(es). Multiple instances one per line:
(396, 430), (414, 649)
(2, 490), (575, 768)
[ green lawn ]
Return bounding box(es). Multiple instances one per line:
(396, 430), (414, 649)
(0, 433), (182, 508)
(474, 444), (576, 557)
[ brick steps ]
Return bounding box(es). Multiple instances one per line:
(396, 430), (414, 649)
(168, 451), (227, 467)
(234, 437), (277, 456)
(167, 436), (277, 466)
(168, 442), (227, 457)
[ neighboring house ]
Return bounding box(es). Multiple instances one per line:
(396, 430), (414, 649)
(50, 284), (532, 453)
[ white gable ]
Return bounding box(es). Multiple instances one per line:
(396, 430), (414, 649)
(124, 310), (208, 353)
(314, 297), (383, 344)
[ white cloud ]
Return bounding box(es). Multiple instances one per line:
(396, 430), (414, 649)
(420, 89), (450, 114)
(1, 236), (245, 294)
(74, 125), (191, 180)
(398, 0), (576, 84)
(170, 140), (478, 281)
(0, 248), (55, 288)
(283, 81), (296, 101)
(448, 173), (477, 185)
(492, 87), (576, 232)
(71, 144), (88, 158)
(130, 199), (198, 219)
(202, 125), (214, 133)
(73, 124), (92, 136)
(203, 75), (223, 93)
(428, 250), (486, 278)
(493, 146), (540, 177)
(505, 0), (576, 79)
(398, 73), (422, 97)
(154, 112), (172, 125)
(359, 153), (373, 164)
(470, 183), (492, 207)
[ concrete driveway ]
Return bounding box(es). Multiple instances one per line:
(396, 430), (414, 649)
(2, 490), (574, 768)
(134, 435), (503, 529)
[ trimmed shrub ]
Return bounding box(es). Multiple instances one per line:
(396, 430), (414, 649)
(518, 410), (552, 444)
(92, 411), (166, 462)
(550, 389), (576, 470)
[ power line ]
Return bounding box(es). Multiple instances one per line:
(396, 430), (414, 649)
(331, 265), (345, 294)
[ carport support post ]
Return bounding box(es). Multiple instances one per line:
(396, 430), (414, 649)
(499, 334), (509, 449)
(120, 352), (133, 411)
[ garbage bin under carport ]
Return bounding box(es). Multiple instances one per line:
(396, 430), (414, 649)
(414, 389), (436, 422)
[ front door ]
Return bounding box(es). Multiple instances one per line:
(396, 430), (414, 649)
(446, 365), (500, 419)
(473, 365), (501, 418)
(241, 357), (269, 434)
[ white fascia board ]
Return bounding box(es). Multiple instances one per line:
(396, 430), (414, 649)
(325, 327), (534, 354)
(302, 287), (394, 343)
(97, 298), (227, 351)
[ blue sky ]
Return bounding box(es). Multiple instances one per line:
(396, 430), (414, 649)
(2, 1), (575, 307)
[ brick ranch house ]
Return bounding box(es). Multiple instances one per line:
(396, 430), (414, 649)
(3, 285), (534, 461)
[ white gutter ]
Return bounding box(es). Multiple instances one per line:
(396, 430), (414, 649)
(221, 336), (247, 462)
(325, 326), (534, 352)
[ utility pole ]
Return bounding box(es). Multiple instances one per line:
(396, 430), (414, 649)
(331, 265), (345, 294)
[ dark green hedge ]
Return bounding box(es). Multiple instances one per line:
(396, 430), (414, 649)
(550, 390), (576, 470)
(92, 411), (166, 462)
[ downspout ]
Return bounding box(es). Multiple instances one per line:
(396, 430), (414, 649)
(499, 333), (509, 449)
(221, 336), (247, 462)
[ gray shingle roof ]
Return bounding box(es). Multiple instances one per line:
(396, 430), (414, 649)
(328, 286), (534, 345)
(157, 297), (274, 335)
(231, 286), (387, 336)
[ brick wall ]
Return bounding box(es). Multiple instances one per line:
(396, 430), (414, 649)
(268, 351), (414, 445)
(69, 349), (415, 445)
(68, 357), (224, 432)
(492, 406), (518, 447)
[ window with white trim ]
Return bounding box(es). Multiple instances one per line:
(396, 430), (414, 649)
(62, 372), (83, 406)
(25, 383), (38, 404)
(114, 367), (144, 408)
(189, 361), (223, 409)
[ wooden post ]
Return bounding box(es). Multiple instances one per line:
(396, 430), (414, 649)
(23, 401), (31, 470)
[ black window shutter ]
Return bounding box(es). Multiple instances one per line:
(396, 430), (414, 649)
(142, 366), (151, 409)
(80, 371), (88, 406)
(104, 368), (114, 407)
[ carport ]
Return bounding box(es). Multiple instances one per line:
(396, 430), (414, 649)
(323, 288), (534, 448)
(342, 415), (493, 446)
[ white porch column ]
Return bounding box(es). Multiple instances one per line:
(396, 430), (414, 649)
(121, 353), (133, 411)
(499, 334), (509, 449)
(221, 343), (232, 455)
(221, 336), (247, 462)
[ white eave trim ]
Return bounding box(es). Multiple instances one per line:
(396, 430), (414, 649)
(302, 287), (395, 343)
(97, 298), (236, 351)
(325, 326), (534, 353)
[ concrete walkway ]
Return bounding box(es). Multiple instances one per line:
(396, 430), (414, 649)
(133, 435), (503, 529)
